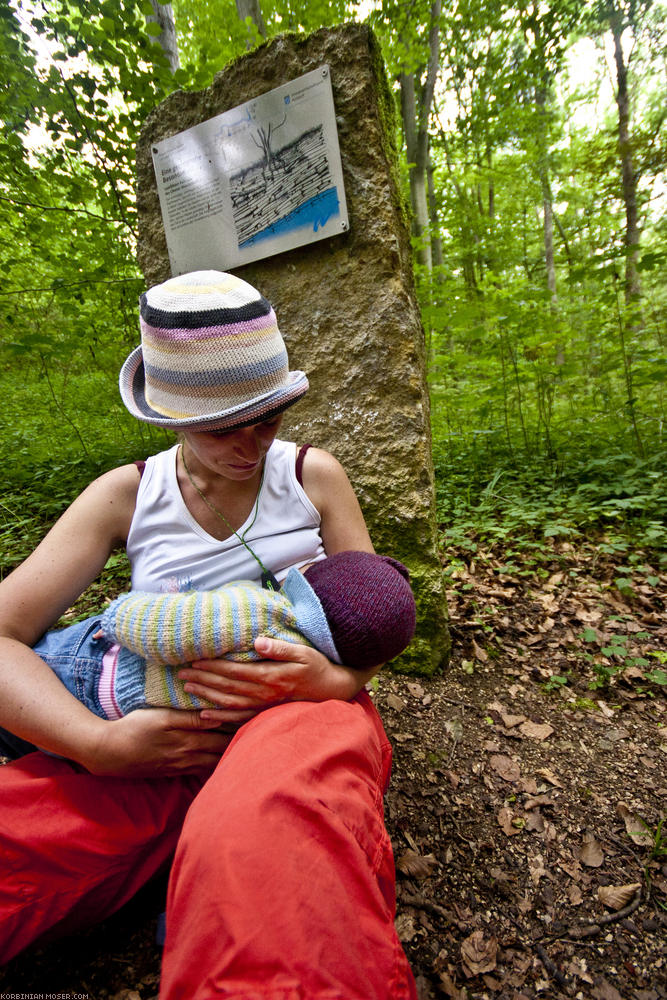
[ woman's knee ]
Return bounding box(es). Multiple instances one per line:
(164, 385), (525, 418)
(180, 695), (392, 866)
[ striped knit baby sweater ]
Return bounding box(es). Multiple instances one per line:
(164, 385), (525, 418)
(101, 582), (313, 712)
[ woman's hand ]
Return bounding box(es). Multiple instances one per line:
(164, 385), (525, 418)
(80, 708), (234, 778)
(177, 639), (378, 724)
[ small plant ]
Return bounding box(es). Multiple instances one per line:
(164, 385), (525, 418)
(646, 817), (667, 863)
(572, 697), (599, 712)
(636, 816), (667, 901)
(645, 651), (667, 687)
(544, 673), (569, 692)
(578, 629), (663, 691)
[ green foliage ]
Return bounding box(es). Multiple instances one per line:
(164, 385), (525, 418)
(434, 435), (667, 555)
(0, 0), (665, 597)
(0, 432), (173, 574)
(0, 0), (182, 524)
(575, 625), (666, 691)
(173, 0), (360, 88)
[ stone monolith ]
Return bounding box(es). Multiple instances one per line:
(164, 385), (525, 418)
(136, 22), (449, 673)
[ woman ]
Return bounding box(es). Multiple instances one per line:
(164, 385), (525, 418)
(0, 271), (417, 998)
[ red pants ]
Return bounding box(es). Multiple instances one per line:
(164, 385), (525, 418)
(0, 693), (416, 999)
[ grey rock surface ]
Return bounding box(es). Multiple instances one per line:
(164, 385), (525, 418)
(136, 22), (449, 672)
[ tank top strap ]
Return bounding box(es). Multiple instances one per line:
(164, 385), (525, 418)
(295, 443), (313, 488)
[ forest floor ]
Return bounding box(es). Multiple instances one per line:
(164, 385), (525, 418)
(1, 539), (665, 1000)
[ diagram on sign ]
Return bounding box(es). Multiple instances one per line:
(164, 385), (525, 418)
(151, 66), (349, 274)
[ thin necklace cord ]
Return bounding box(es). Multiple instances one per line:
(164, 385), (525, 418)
(179, 444), (279, 590)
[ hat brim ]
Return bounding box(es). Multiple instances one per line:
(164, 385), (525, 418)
(119, 346), (309, 432)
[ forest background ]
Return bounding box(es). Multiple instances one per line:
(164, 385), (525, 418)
(0, 0), (665, 626)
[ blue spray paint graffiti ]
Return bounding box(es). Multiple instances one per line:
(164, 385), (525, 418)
(239, 187), (340, 249)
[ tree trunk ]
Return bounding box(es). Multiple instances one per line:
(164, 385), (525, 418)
(400, 71), (431, 270)
(534, 85), (557, 307)
(236, 0), (267, 44)
(542, 186), (557, 305)
(399, 0), (441, 274)
(608, 4), (641, 304)
(427, 151), (443, 272)
(146, 1), (180, 73)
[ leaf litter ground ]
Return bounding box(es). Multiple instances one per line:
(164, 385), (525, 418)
(1, 540), (665, 1000)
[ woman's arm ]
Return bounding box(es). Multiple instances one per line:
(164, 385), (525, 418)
(0, 466), (139, 648)
(0, 466), (231, 774)
(300, 447), (375, 558)
(176, 448), (382, 716)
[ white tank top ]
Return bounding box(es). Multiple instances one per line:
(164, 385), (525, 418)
(126, 440), (326, 593)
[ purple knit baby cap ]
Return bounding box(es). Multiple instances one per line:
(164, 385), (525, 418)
(303, 551), (416, 668)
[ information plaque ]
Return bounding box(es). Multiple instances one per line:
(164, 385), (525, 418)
(150, 66), (349, 274)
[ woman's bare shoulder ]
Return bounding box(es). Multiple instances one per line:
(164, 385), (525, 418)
(300, 445), (346, 479)
(68, 462), (142, 535)
(299, 446), (373, 555)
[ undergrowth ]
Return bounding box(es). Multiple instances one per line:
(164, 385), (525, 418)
(0, 437), (172, 576)
(2, 428), (665, 580)
(434, 438), (667, 566)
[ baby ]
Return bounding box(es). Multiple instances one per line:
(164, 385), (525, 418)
(43, 551), (416, 719)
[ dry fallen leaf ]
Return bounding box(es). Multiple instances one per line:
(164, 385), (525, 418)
(519, 720), (554, 740)
(472, 639), (488, 662)
(537, 767), (564, 788)
(497, 807), (523, 836)
(407, 682), (425, 699)
(445, 718), (463, 742)
(438, 970), (465, 1000)
(616, 803), (654, 848)
(524, 794), (556, 810)
(482, 973), (502, 991)
(460, 929), (498, 978)
(395, 911), (418, 942)
(386, 693), (406, 712)
(396, 848), (438, 879)
(500, 712), (526, 728)
(567, 957), (593, 983)
(592, 977), (624, 1000)
(529, 855), (547, 885)
(559, 858), (582, 880)
(568, 883), (584, 905)
(580, 832), (605, 868)
(489, 753), (521, 783)
(525, 811), (545, 833)
(598, 883), (641, 911)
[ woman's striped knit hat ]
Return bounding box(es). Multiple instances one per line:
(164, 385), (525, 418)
(119, 270), (308, 431)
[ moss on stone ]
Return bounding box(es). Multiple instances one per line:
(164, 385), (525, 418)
(388, 556), (450, 676)
(366, 26), (410, 234)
